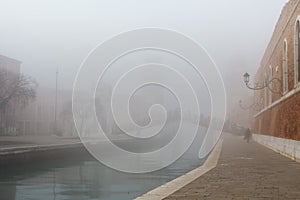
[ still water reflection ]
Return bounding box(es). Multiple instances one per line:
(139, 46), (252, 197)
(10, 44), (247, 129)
(0, 129), (206, 200)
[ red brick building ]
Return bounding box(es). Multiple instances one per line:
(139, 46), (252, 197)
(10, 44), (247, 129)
(253, 0), (300, 161)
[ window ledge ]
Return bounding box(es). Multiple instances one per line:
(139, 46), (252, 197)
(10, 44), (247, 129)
(294, 82), (300, 89)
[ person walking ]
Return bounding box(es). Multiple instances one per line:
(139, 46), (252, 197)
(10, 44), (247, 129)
(244, 128), (252, 143)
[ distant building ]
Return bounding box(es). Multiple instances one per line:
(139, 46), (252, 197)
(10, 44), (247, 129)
(16, 87), (112, 137)
(16, 88), (76, 136)
(0, 54), (21, 135)
(253, 0), (300, 161)
(0, 55), (21, 74)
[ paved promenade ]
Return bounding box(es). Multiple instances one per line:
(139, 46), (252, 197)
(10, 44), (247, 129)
(164, 133), (300, 200)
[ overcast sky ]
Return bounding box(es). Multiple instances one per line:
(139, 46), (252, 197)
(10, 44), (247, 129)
(0, 0), (288, 91)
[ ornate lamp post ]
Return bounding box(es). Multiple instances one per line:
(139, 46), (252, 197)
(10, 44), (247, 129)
(243, 72), (282, 95)
(54, 69), (58, 135)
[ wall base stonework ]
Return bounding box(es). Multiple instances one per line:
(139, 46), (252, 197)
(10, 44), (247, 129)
(253, 134), (300, 162)
(254, 92), (300, 141)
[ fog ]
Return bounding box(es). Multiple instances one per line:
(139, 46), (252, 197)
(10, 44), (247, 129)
(0, 0), (288, 133)
(0, 1), (298, 199)
(0, 0), (286, 84)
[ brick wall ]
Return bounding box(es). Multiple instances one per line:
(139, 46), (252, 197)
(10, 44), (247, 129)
(254, 92), (300, 140)
(254, 0), (300, 141)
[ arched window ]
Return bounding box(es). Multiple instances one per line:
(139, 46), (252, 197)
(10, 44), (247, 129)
(295, 19), (300, 84)
(264, 72), (268, 107)
(283, 39), (288, 93)
(269, 66), (273, 105)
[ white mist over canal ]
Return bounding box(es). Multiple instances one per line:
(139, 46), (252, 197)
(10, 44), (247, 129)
(0, 126), (207, 200)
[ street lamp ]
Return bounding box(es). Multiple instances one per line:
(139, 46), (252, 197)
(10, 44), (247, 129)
(243, 72), (282, 95)
(54, 68), (59, 135)
(243, 72), (250, 85)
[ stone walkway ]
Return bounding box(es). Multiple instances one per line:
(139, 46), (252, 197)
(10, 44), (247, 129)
(164, 133), (300, 200)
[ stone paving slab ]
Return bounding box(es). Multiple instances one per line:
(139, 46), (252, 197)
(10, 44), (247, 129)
(164, 133), (300, 200)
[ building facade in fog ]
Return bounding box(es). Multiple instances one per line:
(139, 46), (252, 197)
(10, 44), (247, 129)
(253, 0), (300, 160)
(16, 88), (76, 136)
(0, 55), (21, 135)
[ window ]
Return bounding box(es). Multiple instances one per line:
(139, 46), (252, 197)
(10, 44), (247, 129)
(295, 19), (300, 84)
(269, 66), (273, 105)
(264, 73), (268, 107)
(283, 39), (288, 93)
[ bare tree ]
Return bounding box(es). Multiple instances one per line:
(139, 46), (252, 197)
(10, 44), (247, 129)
(0, 70), (37, 111)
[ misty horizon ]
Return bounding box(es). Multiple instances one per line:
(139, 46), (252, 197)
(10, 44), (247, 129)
(0, 0), (287, 91)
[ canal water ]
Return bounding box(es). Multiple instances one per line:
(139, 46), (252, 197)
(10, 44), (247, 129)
(0, 127), (207, 200)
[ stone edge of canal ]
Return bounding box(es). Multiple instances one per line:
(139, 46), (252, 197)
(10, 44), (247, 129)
(134, 139), (223, 200)
(0, 142), (88, 167)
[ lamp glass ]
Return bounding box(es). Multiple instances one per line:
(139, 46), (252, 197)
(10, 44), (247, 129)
(244, 72), (250, 84)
